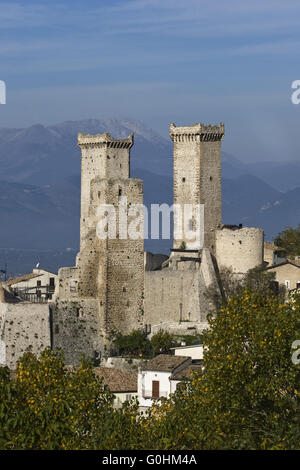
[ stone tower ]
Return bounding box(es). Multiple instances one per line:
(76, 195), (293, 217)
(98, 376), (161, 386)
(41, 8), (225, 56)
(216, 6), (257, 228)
(53, 132), (144, 364)
(170, 122), (224, 252)
(76, 132), (144, 333)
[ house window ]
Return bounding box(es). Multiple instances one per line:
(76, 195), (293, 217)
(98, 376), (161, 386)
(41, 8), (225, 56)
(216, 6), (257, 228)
(126, 394), (132, 401)
(49, 278), (55, 287)
(182, 178), (186, 182)
(152, 380), (160, 398)
(37, 280), (41, 287)
(285, 280), (290, 289)
(296, 282), (300, 290)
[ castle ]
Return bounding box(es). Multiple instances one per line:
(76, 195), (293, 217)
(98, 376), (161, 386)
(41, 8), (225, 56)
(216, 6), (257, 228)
(0, 121), (264, 368)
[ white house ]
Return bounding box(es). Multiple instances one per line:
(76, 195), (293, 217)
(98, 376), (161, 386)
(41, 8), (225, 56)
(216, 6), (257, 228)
(138, 354), (193, 408)
(171, 343), (204, 361)
(169, 364), (203, 394)
(5, 268), (58, 302)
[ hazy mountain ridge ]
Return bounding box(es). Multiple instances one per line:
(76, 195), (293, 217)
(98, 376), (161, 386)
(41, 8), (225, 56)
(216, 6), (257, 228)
(0, 170), (298, 249)
(1, 118), (299, 190)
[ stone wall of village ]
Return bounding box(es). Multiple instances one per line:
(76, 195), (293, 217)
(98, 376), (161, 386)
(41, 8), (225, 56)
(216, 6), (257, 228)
(0, 302), (51, 369)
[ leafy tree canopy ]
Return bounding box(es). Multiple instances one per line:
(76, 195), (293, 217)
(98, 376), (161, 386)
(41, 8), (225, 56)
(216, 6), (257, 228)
(144, 290), (300, 450)
(274, 224), (300, 258)
(113, 330), (152, 357)
(1, 292), (300, 450)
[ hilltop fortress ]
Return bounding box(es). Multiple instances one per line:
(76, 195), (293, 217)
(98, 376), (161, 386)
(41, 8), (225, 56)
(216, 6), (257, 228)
(52, 122), (263, 364)
(0, 121), (264, 367)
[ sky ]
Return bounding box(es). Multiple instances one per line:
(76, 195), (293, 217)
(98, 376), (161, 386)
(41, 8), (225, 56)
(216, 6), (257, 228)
(1, 0), (300, 162)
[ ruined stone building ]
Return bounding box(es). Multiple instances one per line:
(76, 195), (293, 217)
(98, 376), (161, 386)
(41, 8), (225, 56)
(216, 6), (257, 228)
(0, 121), (266, 368)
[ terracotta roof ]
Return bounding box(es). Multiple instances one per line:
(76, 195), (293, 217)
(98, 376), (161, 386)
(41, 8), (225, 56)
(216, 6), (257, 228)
(142, 354), (191, 372)
(170, 364), (202, 381)
(6, 273), (42, 286)
(94, 367), (137, 393)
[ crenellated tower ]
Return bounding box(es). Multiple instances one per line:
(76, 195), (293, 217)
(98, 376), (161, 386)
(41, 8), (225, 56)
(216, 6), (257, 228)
(170, 122), (224, 252)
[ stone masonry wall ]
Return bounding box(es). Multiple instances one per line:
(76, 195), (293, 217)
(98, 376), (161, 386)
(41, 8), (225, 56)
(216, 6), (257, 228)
(144, 248), (220, 329)
(215, 226), (264, 274)
(0, 302), (51, 369)
(170, 123), (224, 252)
(52, 298), (104, 365)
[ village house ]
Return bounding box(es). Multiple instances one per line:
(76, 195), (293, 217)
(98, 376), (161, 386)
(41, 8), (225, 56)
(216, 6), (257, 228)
(171, 343), (204, 361)
(264, 242), (286, 267)
(94, 366), (138, 408)
(138, 354), (195, 409)
(169, 363), (203, 394)
(265, 259), (300, 292)
(5, 268), (57, 303)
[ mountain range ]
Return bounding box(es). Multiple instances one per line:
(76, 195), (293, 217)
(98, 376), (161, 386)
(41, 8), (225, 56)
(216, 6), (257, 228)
(0, 118), (299, 275)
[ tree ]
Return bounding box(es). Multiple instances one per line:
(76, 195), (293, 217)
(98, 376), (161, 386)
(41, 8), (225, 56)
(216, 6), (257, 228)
(1, 291), (300, 450)
(0, 348), (142, 450)
(274, 224), (300, 259)
(205, 264), (279, 310)
(150, 330), (176, 355)
(113, 330), (152, 357)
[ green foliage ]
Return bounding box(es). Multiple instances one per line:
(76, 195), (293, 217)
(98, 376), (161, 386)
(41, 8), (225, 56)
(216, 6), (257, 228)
(113, 330), (152, 357)
(142, 291), (300, 450)
(0, 348), (141, 450)
(1, 292), (300, 450)
(172, 334), (203, 346)
(206, 264), (279, 310)
(274, 224), (300, 258)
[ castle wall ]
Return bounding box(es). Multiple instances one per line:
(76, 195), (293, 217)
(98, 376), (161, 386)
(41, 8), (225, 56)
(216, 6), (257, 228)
(215, 226), (264, 274)
(0, 302), (50, 369)
(144, 248), (220, 329)
(144, 270), (198, 326)
(52, 298), (104, 365)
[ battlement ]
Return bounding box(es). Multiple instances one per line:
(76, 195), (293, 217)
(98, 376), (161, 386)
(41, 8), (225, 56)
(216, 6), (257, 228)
(78, 132), (134, 149)
(170, 122), (224, 142)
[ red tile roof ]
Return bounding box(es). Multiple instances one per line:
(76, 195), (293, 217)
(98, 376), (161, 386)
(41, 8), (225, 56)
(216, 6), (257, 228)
(94, 367), (137, 392)
(142, 354), (191, 372)
(6, 273), (42, 286)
